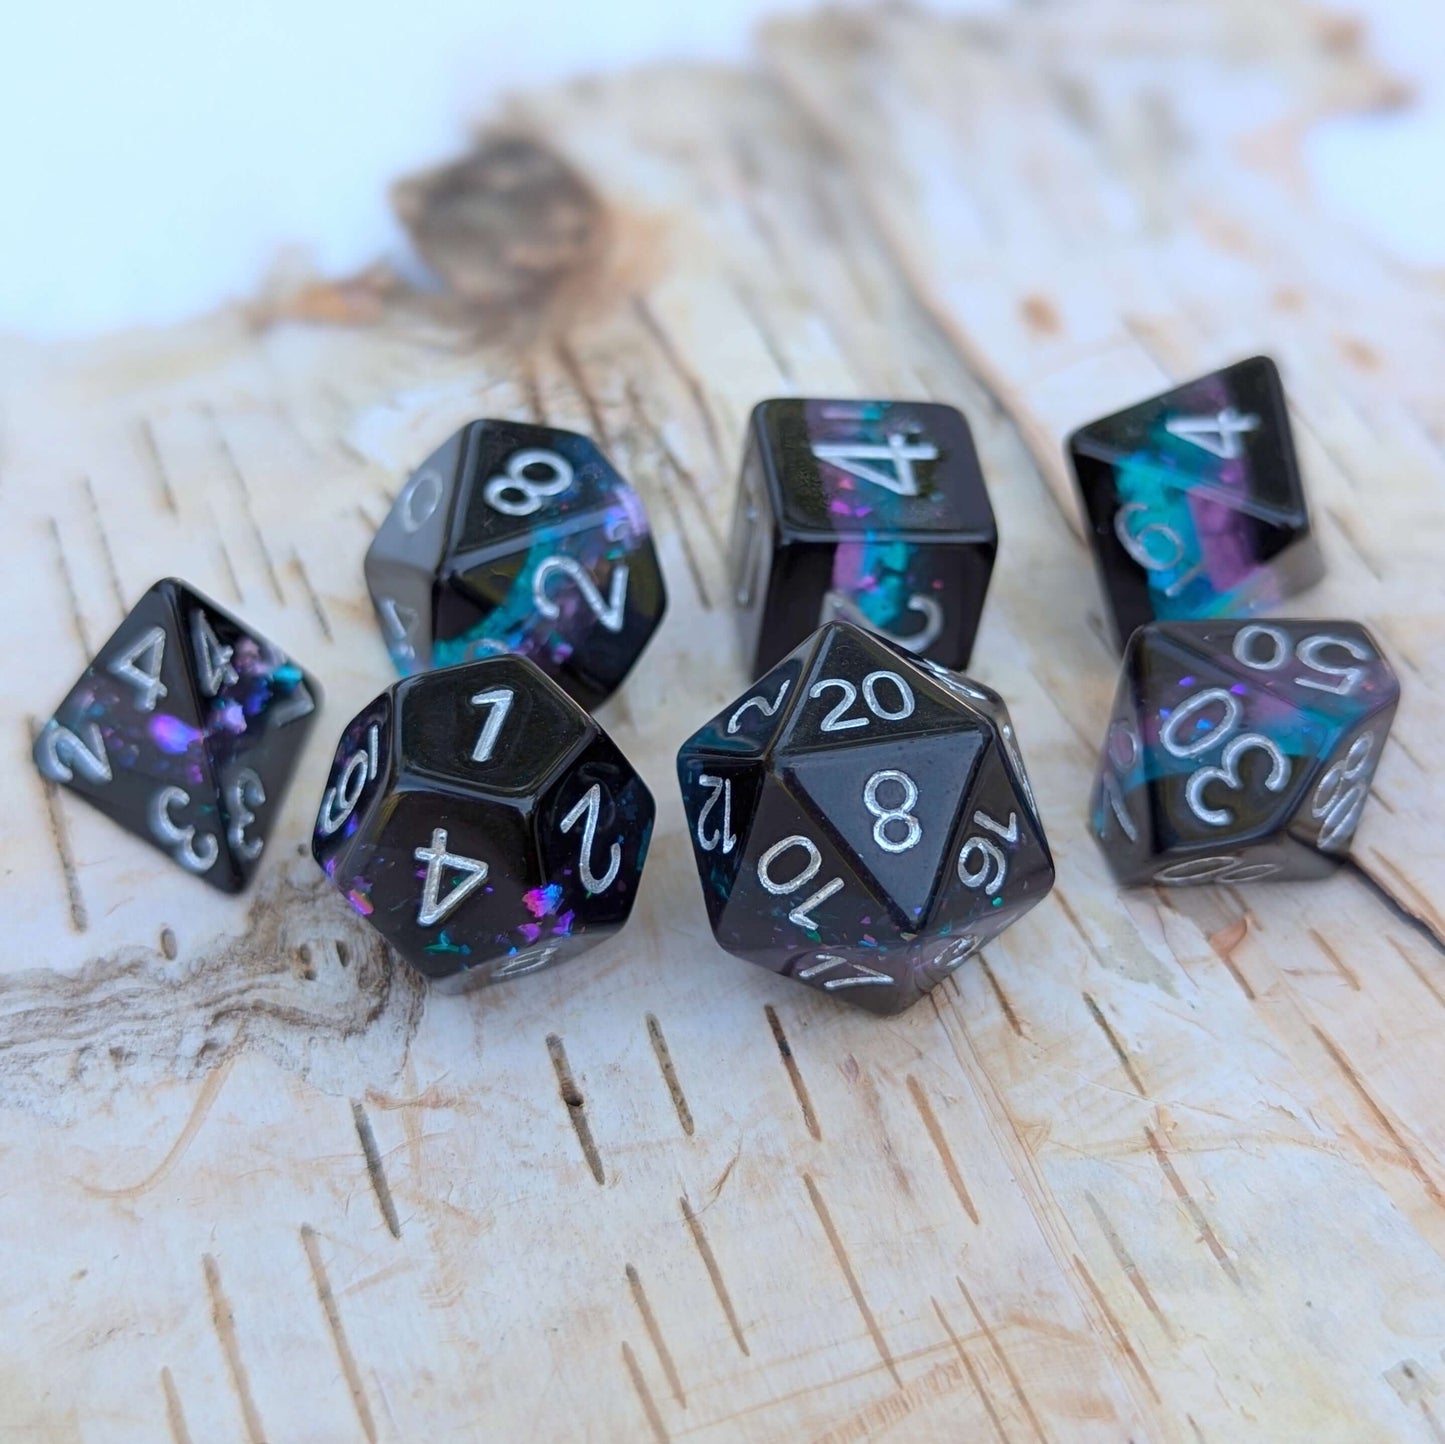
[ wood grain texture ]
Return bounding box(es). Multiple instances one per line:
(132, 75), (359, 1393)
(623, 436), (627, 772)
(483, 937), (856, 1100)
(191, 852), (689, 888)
(3, 3), (1444, 1439)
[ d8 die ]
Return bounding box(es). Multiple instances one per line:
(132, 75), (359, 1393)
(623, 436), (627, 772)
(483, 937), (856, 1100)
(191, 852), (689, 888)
(731, 399), (997, 677)
(32, 578), (319, 892)
(365, 419), (667, 709)
(311, 654), (655, 986)
(1068, 357), (1324, 649)
(677, 621), (1053, 1015)
(1090, 619), (1399, 886)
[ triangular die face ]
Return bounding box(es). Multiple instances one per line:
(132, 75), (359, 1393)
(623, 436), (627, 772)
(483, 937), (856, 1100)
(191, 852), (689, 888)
(32, 581), (249, 885)
(718, 773), (896, 958)
(681, 652), (808, 759)
(447, 422), (630, 558)
(785, 728), (984, 927)
(779, 623), (963, 756)
(677, 754), (767, 933)
(1129, 626), (1332, 855)
(365, 427), (465, 673)
(396, 655), (589, 800)
(928, 740), (1054, 944)
(1071, 356), (1302, 522)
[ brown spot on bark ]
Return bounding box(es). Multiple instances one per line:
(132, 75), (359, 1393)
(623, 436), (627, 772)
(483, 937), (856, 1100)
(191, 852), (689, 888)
(392, 135), (614, 336)
(1020, 294), (1061, 335)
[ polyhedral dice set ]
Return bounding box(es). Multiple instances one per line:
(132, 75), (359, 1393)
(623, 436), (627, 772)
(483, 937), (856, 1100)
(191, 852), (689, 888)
(32, 355), (1403, 1015)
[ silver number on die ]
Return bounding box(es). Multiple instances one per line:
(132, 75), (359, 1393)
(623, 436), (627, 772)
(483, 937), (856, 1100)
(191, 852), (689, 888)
(149, 786), (219, 874)
(757, 835), (844, 930)
(561, 783), (621, 894)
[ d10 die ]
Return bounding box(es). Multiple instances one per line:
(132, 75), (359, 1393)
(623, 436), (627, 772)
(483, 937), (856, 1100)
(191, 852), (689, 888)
(311, 654), (655, 986)
(1068, 357), (1325, 649)
(731, 399), (997, 678)
(32, 578), (319, 892)
(1090, 619), (1399, 886)
(365, 419), (667, 709)
(677, 621), (1053, 1015)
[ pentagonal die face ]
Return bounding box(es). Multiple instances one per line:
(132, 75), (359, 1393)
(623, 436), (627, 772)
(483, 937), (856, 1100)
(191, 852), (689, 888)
(1090, 619), (1399, 887)
(32, 577), (319, 892)
(731, 399), (997, 679)
(1069, 357), (1325, 650)
(365, 419), (667, 710)
(312, 656), (656, 986)
(678, 622), (1053, 1015)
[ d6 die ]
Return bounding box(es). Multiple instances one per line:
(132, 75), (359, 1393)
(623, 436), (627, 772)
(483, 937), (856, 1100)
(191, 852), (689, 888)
(731, 399), (997, 677)
(677, 621), (1053, 1014)
(312, 655), (655, 986)
(1068, 357), (1324, 649)
(1090, 619), (1399, 886)
(365, 419), (667, 709)
(32, 578), (319, 891)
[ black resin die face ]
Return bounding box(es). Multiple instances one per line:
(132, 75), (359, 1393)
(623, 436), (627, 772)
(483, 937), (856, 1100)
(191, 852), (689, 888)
(731, 399), (997, 678)
(312, 655), (655, 986)
(32, 579), (320, 892)
(1090, 619), (1399, 887)
(365, 419), (667, 710)
(677, 621), (1053, 1015)
(1068, 357), (1325, 650)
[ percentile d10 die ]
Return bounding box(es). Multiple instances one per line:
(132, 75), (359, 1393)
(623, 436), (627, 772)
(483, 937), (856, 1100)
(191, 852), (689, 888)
(1090, 618), (1399, 886)
(677, 620), (1053, 1015)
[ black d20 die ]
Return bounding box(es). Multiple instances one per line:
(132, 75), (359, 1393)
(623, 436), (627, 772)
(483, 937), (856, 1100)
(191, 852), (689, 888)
(365, 419), (667, 710)
(677, 621), (1053, 1015)
(312, 654), (655, 986)
(32, 578), (320, 892)
(731, 399), (997, 678)
(1068, 357), (1325, 650)
(1089, 619), (1399, 887)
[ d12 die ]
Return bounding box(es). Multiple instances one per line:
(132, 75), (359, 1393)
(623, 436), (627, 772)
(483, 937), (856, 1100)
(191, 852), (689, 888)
(311, 654), (655, 986)
(1090, 619), (1399, 886)
(32, 578), (320, 892)
(731, 399), (997, 678)
(1068, 357), (1325, 649)
(677, 621), (1053, 1015)
(365, 419), (666, 710)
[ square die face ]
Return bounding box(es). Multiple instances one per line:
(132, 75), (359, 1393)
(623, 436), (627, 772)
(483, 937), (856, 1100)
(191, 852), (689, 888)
(756, 399), (995, 540)
(1070, 357), (1322, 643)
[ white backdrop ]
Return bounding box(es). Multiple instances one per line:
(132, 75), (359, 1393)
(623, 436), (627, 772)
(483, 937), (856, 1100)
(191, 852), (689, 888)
(2, 0), (1441, 337)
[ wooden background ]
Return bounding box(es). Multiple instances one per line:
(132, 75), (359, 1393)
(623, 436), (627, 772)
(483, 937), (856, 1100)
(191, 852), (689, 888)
(4, 2), (1445, 1439)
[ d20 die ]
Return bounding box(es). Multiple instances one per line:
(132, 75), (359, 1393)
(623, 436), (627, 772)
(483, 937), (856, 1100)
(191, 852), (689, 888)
(731, 399), (997, 678)
(1090, 619), (1399, 887)
(312, 654), (655, 986)
(1068, 356), (1325, 649)
(32, 578), (320, 892)
(677, 620), (1053, 1015)
(365, 419), (667, 710)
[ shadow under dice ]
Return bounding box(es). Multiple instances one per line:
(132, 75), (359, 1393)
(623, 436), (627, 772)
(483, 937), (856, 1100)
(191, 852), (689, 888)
(32, 578), (320, 892)
(1069, 357), (1324, 649)
(731, 399), (997, 678)
(1090, 619), (1399, 886)
(311, 655), (655, 986)
(677, 621), (1053, 1015)
(365, 419), (667, 710)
